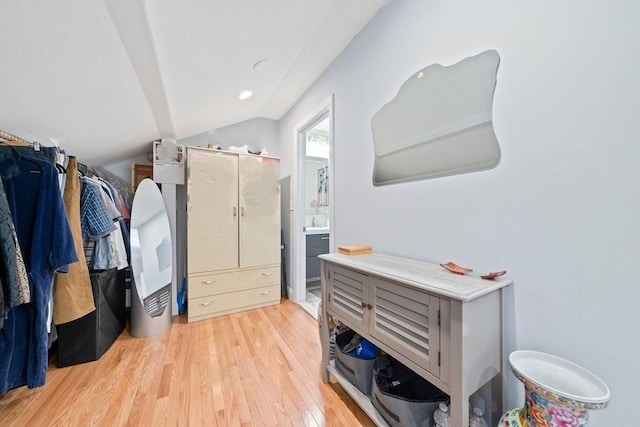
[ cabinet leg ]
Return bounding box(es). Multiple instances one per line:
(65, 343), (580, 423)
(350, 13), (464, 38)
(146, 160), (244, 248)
(320, 262), (330, 383)
(450, 394), (470, 427)
(491, 372), (503, 425)
(320, 299), (330, 384)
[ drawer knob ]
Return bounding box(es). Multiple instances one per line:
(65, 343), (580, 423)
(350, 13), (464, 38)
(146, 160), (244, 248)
(199, 300), (213, 307)
(261, 272), (272, 276)
(202, 280), (216, 284)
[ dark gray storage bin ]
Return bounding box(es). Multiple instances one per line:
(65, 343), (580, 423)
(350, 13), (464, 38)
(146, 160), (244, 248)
(371, 355), (448, 427)
(335, 329), (377, 395)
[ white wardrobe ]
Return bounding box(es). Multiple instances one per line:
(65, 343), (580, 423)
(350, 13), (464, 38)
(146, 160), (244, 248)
(186, 147), (281, 322)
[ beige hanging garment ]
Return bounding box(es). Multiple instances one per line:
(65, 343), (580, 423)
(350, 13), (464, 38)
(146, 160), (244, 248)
(53, 156), (96, 324)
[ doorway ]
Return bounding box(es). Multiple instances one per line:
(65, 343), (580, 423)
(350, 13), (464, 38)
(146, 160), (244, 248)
(294, 97), (334, 318)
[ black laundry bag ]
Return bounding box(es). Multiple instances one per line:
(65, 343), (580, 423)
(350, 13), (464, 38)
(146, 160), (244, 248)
(372, 354), (449, 427)
(56, 268), (126, 367)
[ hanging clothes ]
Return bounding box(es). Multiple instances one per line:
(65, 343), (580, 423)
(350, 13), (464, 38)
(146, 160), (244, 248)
(92, 180), (128, 271)
(90, 165), (133, 212)
(55, 164), (130, 368)
(80, 178), (117, 240)
(95, 176), (131, 259)
(53, 156), (96, 325)
(80, 176), (128, 270)
(56, 149), (68, 191)
(80, 179), (114, 272)
(0, 180), (30, 329)
(96, 176), (131, 260)
(0, 152), (77, 394)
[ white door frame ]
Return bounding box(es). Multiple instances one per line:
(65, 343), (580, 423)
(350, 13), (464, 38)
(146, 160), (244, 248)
(291, 95), (335, 303)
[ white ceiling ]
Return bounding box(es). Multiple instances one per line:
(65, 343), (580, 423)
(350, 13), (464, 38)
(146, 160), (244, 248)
(0, 0), (388, 165)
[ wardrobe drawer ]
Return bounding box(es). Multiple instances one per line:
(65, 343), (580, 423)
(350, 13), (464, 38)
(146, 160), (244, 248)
(188, 284), (280, 319)
(188, 266), (279, 299)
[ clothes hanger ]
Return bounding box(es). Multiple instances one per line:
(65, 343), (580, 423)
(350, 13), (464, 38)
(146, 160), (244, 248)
(0, 139), (24, 160)
(0, 140), (44, 175)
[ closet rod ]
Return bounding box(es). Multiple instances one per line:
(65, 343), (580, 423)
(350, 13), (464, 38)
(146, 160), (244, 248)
(0, 129), (33, 146)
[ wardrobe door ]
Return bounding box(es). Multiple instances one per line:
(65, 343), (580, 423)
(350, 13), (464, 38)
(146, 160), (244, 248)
(238, 155), (280, 268)
(187, 150), (239, 273)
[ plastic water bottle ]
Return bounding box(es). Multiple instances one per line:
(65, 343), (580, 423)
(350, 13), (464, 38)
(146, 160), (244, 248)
(469, 407), (488, 427)
(433, 402), (450, 427)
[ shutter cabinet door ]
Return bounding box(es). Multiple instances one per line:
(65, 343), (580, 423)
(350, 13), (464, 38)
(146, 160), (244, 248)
(370, 277), (441, 378)
(326, 265), (368, 330)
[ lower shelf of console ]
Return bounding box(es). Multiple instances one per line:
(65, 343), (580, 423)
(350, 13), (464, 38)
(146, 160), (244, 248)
(327, 361), (391, 427)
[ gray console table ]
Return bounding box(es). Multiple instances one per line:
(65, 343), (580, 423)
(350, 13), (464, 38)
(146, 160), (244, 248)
(319, 253), (512, 427)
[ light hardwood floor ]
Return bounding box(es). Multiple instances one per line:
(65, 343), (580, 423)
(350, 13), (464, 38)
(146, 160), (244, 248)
(0, 300), (375, 427)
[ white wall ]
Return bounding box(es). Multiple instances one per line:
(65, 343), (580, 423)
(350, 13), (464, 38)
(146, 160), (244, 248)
(179, 117), (281, 158)
(278, 0), (639, 423)
(103, 153), (149, 184)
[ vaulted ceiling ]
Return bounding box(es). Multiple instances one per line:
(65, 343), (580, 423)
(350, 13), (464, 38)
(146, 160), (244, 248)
(0, 0), (388, 165)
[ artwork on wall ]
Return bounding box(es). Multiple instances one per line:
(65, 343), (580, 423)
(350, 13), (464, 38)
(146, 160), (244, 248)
(317, 165), (329, 206)
(371, 50), (502, 185)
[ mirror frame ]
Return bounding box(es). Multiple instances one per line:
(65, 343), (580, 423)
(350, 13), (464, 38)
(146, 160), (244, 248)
(130, 178), (172, 316)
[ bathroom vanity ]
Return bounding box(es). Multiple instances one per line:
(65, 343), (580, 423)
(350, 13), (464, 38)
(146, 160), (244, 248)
(306, 230), (330, 280)
(319, 252), (512, 427)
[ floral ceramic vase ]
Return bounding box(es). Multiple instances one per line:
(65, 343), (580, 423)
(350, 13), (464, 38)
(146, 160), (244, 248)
(498, 350), (610, 427)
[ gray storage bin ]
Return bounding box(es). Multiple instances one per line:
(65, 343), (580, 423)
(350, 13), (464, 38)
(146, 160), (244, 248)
(335, 329), (377, 395)
(371, 355), (448, 427)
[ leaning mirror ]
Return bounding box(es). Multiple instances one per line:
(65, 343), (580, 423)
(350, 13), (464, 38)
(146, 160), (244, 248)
(130, 178), (173, 337)
(372, 50), (501, 185)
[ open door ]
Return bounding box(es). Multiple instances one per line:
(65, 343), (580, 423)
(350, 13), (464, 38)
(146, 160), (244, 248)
(293, 96), (334, 318)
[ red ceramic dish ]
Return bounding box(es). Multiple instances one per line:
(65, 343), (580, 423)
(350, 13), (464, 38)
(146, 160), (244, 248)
(441, 261), (506, 280)
(440, 261), (473, 275)
(481, 270), (507, 280)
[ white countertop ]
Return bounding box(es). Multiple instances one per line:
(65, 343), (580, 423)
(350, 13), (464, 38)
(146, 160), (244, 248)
(319, 252), (512, 302)
(305, 227), (330, 235)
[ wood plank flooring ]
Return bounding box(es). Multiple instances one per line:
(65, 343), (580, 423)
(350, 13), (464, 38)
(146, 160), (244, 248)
(0, 300), (375, 427)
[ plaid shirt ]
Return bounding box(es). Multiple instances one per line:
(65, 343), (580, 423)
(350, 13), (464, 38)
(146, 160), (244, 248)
(80, 181), (116, 241)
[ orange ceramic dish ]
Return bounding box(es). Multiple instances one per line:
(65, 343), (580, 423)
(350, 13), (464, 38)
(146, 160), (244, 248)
(440, 261), (472, 275)
(440, 262), (506, 280)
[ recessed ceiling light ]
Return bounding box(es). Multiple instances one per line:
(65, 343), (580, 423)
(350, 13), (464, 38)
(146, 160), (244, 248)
(238, 90), (253, 100)
(253, 58), (270, 72)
